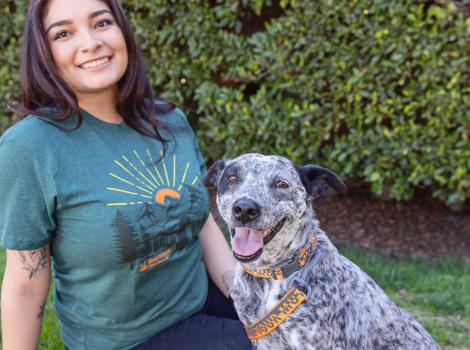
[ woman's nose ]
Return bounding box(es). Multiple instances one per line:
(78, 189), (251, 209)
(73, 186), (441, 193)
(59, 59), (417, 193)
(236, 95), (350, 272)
(78, 30), (103, 53)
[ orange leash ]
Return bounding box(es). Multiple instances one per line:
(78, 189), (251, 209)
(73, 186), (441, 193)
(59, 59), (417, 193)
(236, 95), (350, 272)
(242, 239), (322, 341)
(245, 284), (307, 340)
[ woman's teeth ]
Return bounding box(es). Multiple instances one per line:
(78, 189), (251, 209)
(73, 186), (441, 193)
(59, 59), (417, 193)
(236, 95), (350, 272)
(81, 57), (110, 69)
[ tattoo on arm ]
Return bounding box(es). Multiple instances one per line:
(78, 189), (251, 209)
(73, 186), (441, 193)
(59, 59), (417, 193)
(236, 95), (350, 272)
(37, 301), (46, 319)
(222, 270), (235, 295)
(18, 247), (50, 279)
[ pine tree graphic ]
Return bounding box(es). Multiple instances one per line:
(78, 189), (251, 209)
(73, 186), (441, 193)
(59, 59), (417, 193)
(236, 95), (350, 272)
(138, 230), (153, 259)
(112, 210), (139, 264)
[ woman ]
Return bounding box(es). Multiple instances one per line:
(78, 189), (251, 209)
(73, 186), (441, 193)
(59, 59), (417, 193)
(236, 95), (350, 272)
(0, 0), (252, 349)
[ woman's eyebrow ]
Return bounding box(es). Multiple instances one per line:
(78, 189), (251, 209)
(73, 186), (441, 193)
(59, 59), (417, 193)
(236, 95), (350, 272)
(45, 9), (112, 35)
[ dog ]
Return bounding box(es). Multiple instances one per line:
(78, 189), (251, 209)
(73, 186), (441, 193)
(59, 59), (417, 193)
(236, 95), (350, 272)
(204, 154), (440, 350)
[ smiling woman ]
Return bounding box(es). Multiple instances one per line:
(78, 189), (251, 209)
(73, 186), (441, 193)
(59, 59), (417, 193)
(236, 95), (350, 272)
(0, 0), (251, 349)
(14, 0), (172, 137)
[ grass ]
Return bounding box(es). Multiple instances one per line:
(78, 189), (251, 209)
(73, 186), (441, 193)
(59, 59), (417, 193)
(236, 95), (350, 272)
(339, 245), (470, 350)
(0, 247), (469, 349)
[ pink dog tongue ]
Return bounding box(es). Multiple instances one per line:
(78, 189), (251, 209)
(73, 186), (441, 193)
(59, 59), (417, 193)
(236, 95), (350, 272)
(232, 227), (265, 256)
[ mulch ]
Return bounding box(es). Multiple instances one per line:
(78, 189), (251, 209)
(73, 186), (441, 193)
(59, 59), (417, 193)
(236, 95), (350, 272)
(313, 183), (470, 260)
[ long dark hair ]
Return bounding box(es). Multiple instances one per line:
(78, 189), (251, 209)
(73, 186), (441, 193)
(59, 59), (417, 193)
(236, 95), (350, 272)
(13, 0), (173, 144)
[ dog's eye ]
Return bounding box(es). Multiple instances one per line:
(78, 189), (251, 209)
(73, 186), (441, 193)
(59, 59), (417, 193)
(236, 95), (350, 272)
(227, 175), (237, 183)
(276, 181), (290, 189)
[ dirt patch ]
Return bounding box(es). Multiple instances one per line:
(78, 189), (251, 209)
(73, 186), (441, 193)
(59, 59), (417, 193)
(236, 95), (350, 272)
(314, 184), (470, 260)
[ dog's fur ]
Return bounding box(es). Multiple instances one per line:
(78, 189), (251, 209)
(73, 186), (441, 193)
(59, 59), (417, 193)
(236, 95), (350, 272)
(205, 154), (440, 350)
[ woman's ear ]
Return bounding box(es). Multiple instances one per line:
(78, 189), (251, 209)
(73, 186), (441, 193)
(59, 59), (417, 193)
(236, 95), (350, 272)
(297, 165), (347, 199)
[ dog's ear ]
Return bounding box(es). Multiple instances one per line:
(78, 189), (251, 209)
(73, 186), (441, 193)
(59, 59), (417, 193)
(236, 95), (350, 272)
(204, 160), (229, 233)
(203, 160), (226, 189)
(297, 165), (347, 199)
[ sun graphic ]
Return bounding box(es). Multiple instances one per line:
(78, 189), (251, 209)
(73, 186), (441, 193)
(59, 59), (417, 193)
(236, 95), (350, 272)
(155, 188), (181, 204)
(105, 149), (200, 207)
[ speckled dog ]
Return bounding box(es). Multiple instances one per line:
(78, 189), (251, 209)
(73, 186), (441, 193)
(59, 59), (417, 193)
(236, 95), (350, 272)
(204, 154), (440, 350)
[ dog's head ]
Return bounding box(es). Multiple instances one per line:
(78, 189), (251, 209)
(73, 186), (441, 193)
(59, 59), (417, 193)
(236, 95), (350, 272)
(204, 154), (346, 265)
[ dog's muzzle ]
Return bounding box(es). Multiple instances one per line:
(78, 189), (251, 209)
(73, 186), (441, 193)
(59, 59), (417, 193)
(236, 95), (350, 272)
(231, 216), (287, 262)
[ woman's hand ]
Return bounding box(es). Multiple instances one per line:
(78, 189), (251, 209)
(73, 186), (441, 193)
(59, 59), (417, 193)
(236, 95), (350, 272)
(199, 214), (236, 298)
(1, 244), (51, 350)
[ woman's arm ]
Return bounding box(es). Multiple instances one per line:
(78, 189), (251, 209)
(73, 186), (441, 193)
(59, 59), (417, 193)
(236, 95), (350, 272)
(199, 214), (236, 298)
(1, 244), (51, 350)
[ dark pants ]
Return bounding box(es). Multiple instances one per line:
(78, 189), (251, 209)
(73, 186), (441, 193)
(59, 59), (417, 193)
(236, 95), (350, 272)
(132, 279), (253, 350)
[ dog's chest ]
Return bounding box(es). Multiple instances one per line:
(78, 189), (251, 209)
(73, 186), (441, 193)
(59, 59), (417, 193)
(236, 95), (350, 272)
(231, 277), (315, 349)
(231, 275), (286, 318)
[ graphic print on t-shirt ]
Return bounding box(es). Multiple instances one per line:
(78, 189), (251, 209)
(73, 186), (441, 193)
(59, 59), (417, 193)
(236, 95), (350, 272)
(105, 149), (206, 272)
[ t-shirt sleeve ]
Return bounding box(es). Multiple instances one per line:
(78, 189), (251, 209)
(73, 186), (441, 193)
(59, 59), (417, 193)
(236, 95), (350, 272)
(174, 108), (207, 177)
(193, 134), (207, 178)
(0, 138), (56, 250)
(172, 109), (226, 231)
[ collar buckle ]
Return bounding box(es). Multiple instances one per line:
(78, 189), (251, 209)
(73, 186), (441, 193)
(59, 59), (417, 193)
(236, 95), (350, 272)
(279, 256), (302, 279)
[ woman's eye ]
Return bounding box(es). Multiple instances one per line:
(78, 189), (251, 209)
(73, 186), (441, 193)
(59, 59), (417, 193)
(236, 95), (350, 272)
(276, 181), (290, 189)
(227, 175), (237, 183)
(54, 31), (70, 40)
(97, 19), (112, 28)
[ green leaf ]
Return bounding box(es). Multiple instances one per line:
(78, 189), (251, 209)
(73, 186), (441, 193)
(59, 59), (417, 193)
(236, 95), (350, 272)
(371, 172), (382, 182)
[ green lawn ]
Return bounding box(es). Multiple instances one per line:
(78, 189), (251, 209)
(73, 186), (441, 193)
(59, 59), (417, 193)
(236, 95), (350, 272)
(340, 245), (470, 350)
(0, 247), (469, 349)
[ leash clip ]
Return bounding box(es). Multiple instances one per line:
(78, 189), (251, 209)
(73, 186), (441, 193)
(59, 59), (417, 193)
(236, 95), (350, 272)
(288, 248), (322, 300)
(291, 277), (312, 299)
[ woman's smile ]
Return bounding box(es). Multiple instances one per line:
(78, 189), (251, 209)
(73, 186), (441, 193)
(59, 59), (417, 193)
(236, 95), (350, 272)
(79, 55), (112, 70)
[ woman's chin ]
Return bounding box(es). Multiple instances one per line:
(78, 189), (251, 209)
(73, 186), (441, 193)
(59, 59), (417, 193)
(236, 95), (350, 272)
(76, 82), (120, 96)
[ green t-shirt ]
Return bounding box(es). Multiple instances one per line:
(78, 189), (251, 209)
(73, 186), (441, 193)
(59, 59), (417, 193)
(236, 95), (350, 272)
(0, 108), (209, 349)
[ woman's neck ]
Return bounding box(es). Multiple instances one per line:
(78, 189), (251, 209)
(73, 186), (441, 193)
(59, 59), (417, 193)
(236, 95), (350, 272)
(77, 87), (123, 124)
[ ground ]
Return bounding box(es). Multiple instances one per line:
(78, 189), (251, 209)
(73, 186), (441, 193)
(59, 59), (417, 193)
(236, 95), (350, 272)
(314, 184), (470, 260)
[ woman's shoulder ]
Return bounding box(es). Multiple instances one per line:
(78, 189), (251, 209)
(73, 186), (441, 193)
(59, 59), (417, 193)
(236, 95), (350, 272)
(0, 115), (62, 152)
(155, 103), (191, 130)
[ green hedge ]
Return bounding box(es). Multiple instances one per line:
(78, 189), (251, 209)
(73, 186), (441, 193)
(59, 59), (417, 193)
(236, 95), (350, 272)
(1, 1), (469, 203)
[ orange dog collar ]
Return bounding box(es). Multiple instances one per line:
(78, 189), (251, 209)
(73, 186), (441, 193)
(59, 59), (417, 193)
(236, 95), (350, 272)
(244, 235), (317, 280)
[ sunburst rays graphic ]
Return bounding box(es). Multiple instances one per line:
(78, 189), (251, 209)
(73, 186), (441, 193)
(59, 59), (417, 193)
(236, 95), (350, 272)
(106, 149), (200, 207)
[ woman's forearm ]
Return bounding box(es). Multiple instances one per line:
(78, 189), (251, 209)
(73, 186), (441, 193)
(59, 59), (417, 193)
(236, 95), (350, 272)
(200, 214), (236, 297)
(1, 290), (48, 350)
(1, 247), (51, 350)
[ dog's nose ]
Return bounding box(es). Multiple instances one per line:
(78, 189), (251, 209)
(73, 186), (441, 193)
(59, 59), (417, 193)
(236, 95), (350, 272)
(232, 198), (260, 224)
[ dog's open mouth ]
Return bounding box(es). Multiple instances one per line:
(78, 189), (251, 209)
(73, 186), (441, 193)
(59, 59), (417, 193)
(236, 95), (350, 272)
(231, 217), (287, 261)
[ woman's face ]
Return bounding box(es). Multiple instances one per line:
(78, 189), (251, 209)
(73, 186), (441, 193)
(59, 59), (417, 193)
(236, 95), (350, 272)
(43, 0), (128, 99)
